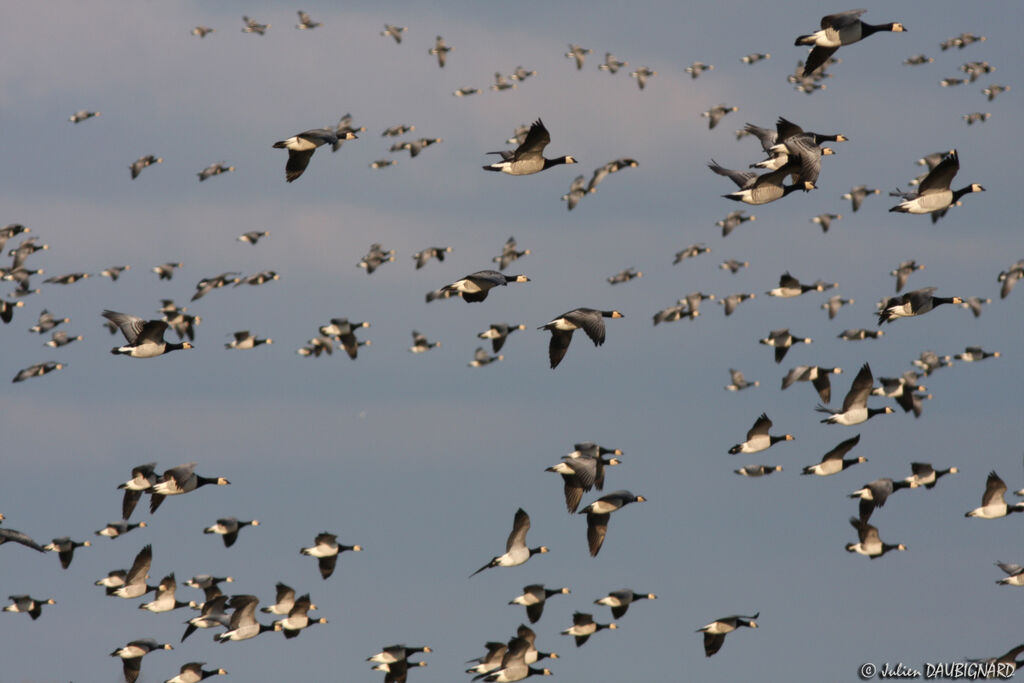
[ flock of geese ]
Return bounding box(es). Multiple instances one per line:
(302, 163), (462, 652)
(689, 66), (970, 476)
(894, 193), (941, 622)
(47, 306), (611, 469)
(1, 4), (1020, 682)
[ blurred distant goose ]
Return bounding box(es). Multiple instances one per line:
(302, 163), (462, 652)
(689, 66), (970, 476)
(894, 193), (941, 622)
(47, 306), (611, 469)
(782, 365), (842, 403)
(392, 137), (442, 158)
(96, 520), (146, 539)
(702, 104), (738, 129)
(104, 310), (192, 358)
(890, 260), (925, 292)
(216, 595), (273, 642)
(130, 155), (162, 179)
(301, 532), (362, 579)
(562, 175), (586, 210)
(4, 595), (54, 620)
(368, 644), (432, 664)
(441, 270), (529, 303)
(140, 573), (189, 613)
(191, 26), (213, 38)
(12, 361), (64, 383)
(905, 462), (958, 489)
(182, 595), (230, 642)
(45, 330), (83, 348)
(822, 295), (854, 319)
(30, 309), (69, 334)
(811, 213), (842, 232)
(262, 583), (297, 615)
(273, 593), (326, 638)
(742, 53), (770, 64)
(185, 574), (232, 610)
(872, 371), (924, 400)
(838, 328), (883, 341)
(801, 434), (865, 476)
(511, 585), (570, 623)
(237, 231), (269, 246)
(599, 53), (627, 73)
(478, 323), (526, 353)
(904, 54), (932, 65)
(963, 112), (991, 125)
(562, 612), (616, 646)
(204, 518), (259, 547)
(607, 268), (642, 285)
(767, 271), (826, 297)
(412, 246), (452, 269)
(329, 114), (364, 150)
(565, 44), (591, 69)
(960, 296), (991, 317)
(295, 10), (320, 30)
(999, 261), (1024, 299)
(225, 331), (272, 350)
(197, 163), (234, 182)
(850, 477), (916, 522)
(729, 414), (793, 454)
(153, 262), (183, 280)
(842, 185), (880, 212)
(100, 265), (130, 281)
(70, 110), (100, 123)
(539, 308), (622, 369)
(483, 119), (576, 175)
(719, 293), (756, 316)
(370, 159), (397, 169)
(491, 72), (517, 91)
(697, 613), (758, 657)
(817, 363), (893, 425)
(453, 87), (479, 97)
(273, 128), (350, 182)
(913, 350), (953, 376)
(734, 465), (783, 477)
(717, 210), (755, 237)
(878, 288), (962, 324)
(889, 151), (984, 220)
(941, 33), (985, 50)
(494, 237), (531, 270)
(720, 259), (750, 274)
(983, 84), (1009, 101)
(630, 67), (656, 90)
(112, 545), (155, 599)
(428, 36), (451, 67)
(0, 299), (24, 324)
(725, 368), (758, 391)
(795, 10), (906, 76)
(241, 16), (269, 34)
(110, 638), (172, 683)
(410, 331), (440, 353)
(710, 160), (810, 205)
(674, 243), (711, 264)
(580, 490), (645, 557)
(149, 463), (230, 514)
(966, 472), (1024, 519)
(44, 272), (89, 285)
(165, 661), (228, 683)
(954, 346), (1000, 362)
(846, 518), (906, 559)
(381, 24), (406, 43)
(471, 508), (547, 576)
(44, 536), (90, 569)
(595, 589), (656, 618)
(469, 347), (502, 367)
(995, 562), (1024, 587)
(510, 66), (536, 81)
(759, 328), (811, 364)
(685, 61), (714, 79)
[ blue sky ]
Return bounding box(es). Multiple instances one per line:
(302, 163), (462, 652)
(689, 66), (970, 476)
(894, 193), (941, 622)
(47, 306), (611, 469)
(1, 1), (1021, 681)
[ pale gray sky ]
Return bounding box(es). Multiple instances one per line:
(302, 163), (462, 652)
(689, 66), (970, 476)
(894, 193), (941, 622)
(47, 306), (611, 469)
(1, 1), (1021, 682)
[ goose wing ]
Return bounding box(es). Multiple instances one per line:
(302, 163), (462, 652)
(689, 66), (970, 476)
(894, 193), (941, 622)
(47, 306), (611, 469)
(506, 508), (530, 552)
(514, 120), (551, 161)
(841, 364), (873, 412)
